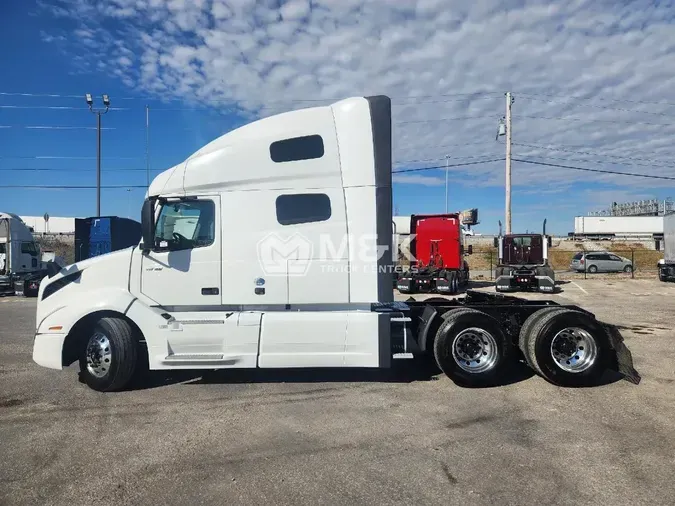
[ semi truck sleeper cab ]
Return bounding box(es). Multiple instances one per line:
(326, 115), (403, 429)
(32, 95), (640, 392)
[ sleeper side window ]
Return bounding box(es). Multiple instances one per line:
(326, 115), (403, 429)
(276, 194), (331, 226)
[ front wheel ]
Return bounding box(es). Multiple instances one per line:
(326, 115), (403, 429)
(433, 308), (512, 386)
(78, 316), (139, 392)
(623, 265), (633, 273)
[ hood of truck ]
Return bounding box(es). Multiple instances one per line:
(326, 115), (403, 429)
(36, 247), (135, 327)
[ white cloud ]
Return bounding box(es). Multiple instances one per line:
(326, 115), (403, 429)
(40, 0), (675, 203)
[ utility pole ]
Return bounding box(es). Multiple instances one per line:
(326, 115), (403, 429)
(85, 94), (110, 217)
(504, 91), (513, 234)
(445, 154), (449, 213)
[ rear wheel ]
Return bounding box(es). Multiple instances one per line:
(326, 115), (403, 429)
(587, 265), (598, 273)
(518, 307), (566, 376)
(433, 308), (512, 386)
(451, 272), (458, 294)
(520, 308), (609, 387)
(78, 316), (139, 392)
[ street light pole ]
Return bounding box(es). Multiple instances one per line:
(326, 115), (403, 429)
(85, 94), (110, 217)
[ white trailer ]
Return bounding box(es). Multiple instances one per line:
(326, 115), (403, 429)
(658, 213), (675, 282)
(574, 216), (663, 238)
(0, 212), (45, 294)
(31, 96), (640, 391)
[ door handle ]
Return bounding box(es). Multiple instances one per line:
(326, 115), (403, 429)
(201, 287), (219, 295)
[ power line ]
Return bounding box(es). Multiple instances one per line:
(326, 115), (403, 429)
(0, 90), (502, 104)
(512, 158), (675, 181)
(515, 91), (675, 108)
(397, 115), (494, 125)
(512, 142), (675, 165)
(0, 167), (160, 172)
(0, 105), (130, 110)
(515, 115), (673, 127)
(395, 153), (505, 165)
(0, 125), (117, 130)
(517, 94), (670, 117)
(393, 157), (506, 174)
(0, 155), (143, 160)
(0, 185), (149, 189)
(512, 153), (673, 170)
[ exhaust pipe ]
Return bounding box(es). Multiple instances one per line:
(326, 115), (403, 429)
(543, 218), (547, 236)
(498, 220), (502, 237)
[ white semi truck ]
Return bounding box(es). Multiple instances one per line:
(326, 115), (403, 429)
(0, 212), (45, 295)
(32, 96), (640, 391)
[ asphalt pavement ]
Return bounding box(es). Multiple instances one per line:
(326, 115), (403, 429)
(2, 279), (675, 505)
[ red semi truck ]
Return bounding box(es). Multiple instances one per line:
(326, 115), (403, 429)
(396, 213), (472, 295)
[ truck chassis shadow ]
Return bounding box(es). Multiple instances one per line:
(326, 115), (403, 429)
(129, 360), (543, 391)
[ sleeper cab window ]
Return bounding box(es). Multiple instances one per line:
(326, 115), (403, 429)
(276, 194), (331, 226)
(270, 134), (324, 163)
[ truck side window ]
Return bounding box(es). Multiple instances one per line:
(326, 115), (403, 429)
(270, 135), (324, 163)
(21, 242), (39, 256)
(276, 193), (331, 225)
(154, 200), (215, 251)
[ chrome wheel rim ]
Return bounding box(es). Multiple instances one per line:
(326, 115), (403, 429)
(451, 327), (499, 373)
(85, 331), (112, 378)
(550, 327), (597, 373)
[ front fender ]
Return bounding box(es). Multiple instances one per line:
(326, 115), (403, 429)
(37, 287), (137, 335)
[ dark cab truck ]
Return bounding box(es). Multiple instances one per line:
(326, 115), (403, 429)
(495, 220), (556, 293)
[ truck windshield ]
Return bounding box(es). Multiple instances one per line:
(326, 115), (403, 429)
(511, 237), (532, 247)
(154, 200), (215, 250)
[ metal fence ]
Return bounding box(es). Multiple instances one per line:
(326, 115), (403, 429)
(470, 247), (663, 281)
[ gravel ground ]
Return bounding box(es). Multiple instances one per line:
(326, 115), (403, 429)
(2, 279), (675, 506)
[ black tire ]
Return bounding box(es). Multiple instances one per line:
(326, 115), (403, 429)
(522, 309), (610, 387)
(659, 269), (667, 282)
(449, 272), (457, 294)
(78, 316), (139, 392)
(587, 265), (598, 273)
(623, 265), (633, 273)
(518, 307), (567, 376)
(433, 308), (512, 386)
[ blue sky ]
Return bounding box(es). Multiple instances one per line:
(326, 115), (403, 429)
(2, 0), (675, 235)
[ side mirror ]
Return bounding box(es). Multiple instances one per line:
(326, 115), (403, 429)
(467, 245), (473, 255)
(493, 237), (498, 248)
(141, 198), (156, 252)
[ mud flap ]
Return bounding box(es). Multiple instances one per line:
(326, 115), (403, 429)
(604, 324), (641, 385)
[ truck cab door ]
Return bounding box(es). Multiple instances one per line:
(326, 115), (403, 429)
(141, 196), (221, 307)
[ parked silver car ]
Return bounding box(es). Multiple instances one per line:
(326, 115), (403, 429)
(570, 251), (633, 273)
